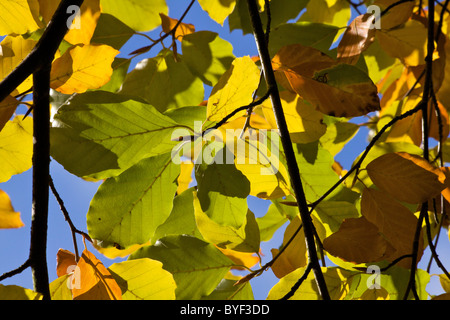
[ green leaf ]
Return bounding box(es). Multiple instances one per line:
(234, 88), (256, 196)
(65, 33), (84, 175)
(130, 235), (235, 300)
(182, 31), (235, 87)
(99, 0), (168, 32)
(91, 13), (135, 50)
(0, 285), (42, 300)
(295, 142), (340, 203)
(51, 91), (183, 180)
(195, 151), (251, 228)
(95, 58), (131, 93)
(318, 118), (359, 156)
(202, 279), (254, 300)
(120, 49), (204, 113)
(194, 191), (260, 253)
(312, 200), (360, 238)
(229, 0), (310, 35)
(269, 22), (340, 57)
(256, 202), (290, 242)
(108, 258), (177, 300)
(87, 153), (180, 248)
(153, 188), (203, 242)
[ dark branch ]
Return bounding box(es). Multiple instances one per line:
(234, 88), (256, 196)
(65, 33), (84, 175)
(246, 0), (330, 300)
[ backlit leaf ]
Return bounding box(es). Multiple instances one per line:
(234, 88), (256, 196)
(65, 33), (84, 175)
(87, 153), (180, 248)
(0, 285), (42, 300)
(0, 116), (33, 183)
(0, 36), (37, 94)
(207, 56), (260, 122)
(198, 0), (237, 25)
(130, 235), (235, 300)
(270, 216), (307, 279)
(100, 0), (168, 32)
(120, 49), (204, 113)
(337, 13), (376, 65)
(0, 0), (41, 36)
(273, 44), (380, 117)
(50, 44), (120, 94)
(72, 249), (122, 300)
(0, 95), (19, 132)
(160, 13), (195, 40)
(109, 259), (176, 300)
(376, 20), (428, 67)
(366, 152), (447, 204)
(0, 189), (24, 229)
(182, 31), (235, 87)
(323, 216), (389, 264)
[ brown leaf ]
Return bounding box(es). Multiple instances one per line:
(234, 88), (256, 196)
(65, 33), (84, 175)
(361, 188), (422, 267)
(323, 216), (389, 264)
(337, 13), (376, 65)
(160, 13), (195, 40)
(366, 152), (447, 204)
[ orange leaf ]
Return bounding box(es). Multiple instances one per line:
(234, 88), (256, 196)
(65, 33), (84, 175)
(366, 152), (447, 204)
(56, 249), (77, 278)
(160, 13), (195, 40)
(72, 249), (122, 300)
(217, 247), (260, 270)
(337, 13), (376, 65)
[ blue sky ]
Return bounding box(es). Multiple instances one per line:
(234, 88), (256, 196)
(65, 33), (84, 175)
(0, 0), (449, 300)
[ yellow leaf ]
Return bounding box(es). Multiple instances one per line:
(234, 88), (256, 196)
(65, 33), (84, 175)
(0, 95), (19, 132)
(261, 91), (326, 144)
(72, 249), (122, 300)
(366, 152), (447, 204)
(177, 161), (194, 194)
(216, 247), (260, 270)
(374, 0), (415, 30)
(358, 287), (390, 300)
(270, 216), (307, 279)
(93, 240), (149, 259)
(0, 190), (24, 229)
(160, 13), (195, 40)
(337, 13), (376, 65)
(50, 44), (120, 94)
(0, 0), (42, 36)
(228, 130), (290, 200)
(207, 56), (260, 122)
(65, 0), (101, 45)
(198, 0), (237, 25)
(0, 116), (33, 183)
(0, 36), (37, 94)
(376, 20), (428, 66)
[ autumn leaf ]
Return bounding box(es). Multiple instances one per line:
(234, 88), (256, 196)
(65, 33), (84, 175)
(337, 13), (376, 65)
(366, 152), (447, 204)
(0, 0), (42, 36)
(0, 190), (24, 229)
(56, 249), (77, 278)
(160, 13), (195, 40)
(0, 95), (19, 132)
(198, 0), (237, 25)
(323, 216), (389, 264)
(272, 43), (380, 117)
(72, 249), (122, 300)
(50, 44), (120, 94)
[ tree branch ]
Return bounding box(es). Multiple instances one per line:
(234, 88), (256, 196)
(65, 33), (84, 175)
(246, 0), (330, 300)
(29, 63), (52, 300)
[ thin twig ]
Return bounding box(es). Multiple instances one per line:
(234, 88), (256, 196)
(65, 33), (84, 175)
(281, 263), (313, 300)
(0, 260), (31, 282)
